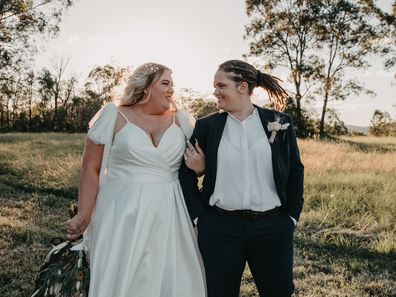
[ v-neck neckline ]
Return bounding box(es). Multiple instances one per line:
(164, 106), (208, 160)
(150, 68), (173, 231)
(126, 121), (177, 149)
(116, 108), (177, 149)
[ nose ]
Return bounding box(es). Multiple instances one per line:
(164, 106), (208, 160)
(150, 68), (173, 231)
(213, 87), (220, 97)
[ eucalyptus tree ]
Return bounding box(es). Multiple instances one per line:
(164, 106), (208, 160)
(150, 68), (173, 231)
(0, 0), (74, 131)
(245, 0), (388, 138)
(78, 64), (130, 128)
(245, 0), (322, 136)
(84, 64), (130, 104)
(315, 0), (385, 138)
(0, 0), (73, 74)
(369, 109), (394, 136)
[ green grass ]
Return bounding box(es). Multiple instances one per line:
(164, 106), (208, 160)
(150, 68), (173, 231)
(0, 133), (395, 296)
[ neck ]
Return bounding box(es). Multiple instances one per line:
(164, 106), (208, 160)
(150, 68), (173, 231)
(229, 102), (255, 122)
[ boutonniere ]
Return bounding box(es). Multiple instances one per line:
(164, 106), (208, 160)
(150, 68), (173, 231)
(267, 117), (290, 144)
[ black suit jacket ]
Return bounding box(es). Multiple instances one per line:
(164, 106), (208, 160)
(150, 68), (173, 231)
(179, 105), (304, 223)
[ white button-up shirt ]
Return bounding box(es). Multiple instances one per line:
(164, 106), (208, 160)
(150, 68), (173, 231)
(209, 108), (282, 211)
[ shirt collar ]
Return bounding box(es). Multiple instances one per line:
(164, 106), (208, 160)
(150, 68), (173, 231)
(227, 107), (258, 124)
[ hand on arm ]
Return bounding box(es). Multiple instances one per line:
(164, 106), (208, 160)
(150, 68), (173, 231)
(66, 137), (103, 240)
(184, 139), (205, 176)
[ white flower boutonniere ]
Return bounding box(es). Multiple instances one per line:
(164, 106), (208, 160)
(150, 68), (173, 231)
(267, 118), (290, 144)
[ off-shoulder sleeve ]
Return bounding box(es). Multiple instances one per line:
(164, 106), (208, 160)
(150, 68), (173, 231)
(176, 110), (196, 140)
(87, 102), (118, 145)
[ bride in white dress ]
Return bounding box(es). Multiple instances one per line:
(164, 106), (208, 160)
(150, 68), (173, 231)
(66, 63), (207, 297)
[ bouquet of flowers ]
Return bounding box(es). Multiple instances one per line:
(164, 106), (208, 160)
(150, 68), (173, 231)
(31, 204), (90, 297)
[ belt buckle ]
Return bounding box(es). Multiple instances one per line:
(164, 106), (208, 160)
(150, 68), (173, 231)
(240, 210), (258, 220)
(253, 212), (261, 220)
(251, 212), (262, 220)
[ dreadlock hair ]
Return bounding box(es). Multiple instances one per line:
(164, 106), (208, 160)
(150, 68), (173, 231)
(218, 60), (288, 111)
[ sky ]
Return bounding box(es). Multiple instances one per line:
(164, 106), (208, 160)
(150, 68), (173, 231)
(35, 0), (395, 126)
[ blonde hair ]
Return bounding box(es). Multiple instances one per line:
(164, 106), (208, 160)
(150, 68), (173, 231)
(118, 63), (172, 106)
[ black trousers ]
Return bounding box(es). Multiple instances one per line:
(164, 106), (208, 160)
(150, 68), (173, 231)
(197, 206), (295, 297)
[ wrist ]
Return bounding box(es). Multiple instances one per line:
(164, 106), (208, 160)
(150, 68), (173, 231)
(77, 211), (91, 222)
(194, 169), (205, 177)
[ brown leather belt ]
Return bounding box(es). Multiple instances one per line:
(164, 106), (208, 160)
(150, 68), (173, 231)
(213, 206), (282, 220)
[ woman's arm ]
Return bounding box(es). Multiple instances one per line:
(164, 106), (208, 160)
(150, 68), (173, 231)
(66, 137), (104, 240)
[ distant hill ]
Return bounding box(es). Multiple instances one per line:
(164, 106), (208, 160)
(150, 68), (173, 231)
(346, 125), (369, 135)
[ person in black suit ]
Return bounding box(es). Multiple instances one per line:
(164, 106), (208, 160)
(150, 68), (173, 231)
(179, 60), (304, 297)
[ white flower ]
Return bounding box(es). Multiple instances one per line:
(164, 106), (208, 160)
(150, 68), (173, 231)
(267, 118), (290, 144)
(77, 252), (82, 268)
(54, 283), (61, 294)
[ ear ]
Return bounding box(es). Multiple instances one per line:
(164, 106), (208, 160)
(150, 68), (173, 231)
(238, 82), (249, 94)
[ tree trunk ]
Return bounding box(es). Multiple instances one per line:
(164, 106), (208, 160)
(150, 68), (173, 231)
(296, 93), (302, 118)
(319, 91), (329, 139)
(28, 86), (32, 132)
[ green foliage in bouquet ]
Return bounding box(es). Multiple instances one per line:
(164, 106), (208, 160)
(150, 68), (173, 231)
(31, 204), (90, 297)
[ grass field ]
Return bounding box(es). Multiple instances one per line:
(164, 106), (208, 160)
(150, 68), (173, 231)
(0, 133), (395, 297)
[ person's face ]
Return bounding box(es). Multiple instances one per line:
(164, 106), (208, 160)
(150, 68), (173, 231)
(213, 70), (244, 112)
(146, 70), (174, 111)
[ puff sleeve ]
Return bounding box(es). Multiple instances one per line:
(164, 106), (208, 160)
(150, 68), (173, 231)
(86, 102), (118, 184)
(87, 102), (118, 145)
(176, 110), (195, 140)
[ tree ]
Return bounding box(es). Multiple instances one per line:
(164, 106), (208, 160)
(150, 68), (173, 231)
(37, 67), (55, 130)
(188, 98), (218, 119)
(245, 0), (322, 136)
(0, 70), (30, 131)
(0, 0), (74, 131)
(26, 70), (35, 131)
(369, 110), (394, 136)
(244, 0), (387, 138)
(282, 97), (318, 137)
(177, 88), (218, 119)
(0, 0), (73, 74)
(84, 64), (130, 105)
(315, 0), (383, 138)
(322, 109), (348, 136)
(360, 0), (396, 74)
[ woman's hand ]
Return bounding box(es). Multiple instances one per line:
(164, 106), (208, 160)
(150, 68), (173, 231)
(184, 139), (205, 176)
(65, 213), (90, 241)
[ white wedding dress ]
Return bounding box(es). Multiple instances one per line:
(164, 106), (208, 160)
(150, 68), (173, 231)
(85, 103), (206, 297)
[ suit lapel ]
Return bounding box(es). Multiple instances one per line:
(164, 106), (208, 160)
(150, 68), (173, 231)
(209, 112), (227, 181)
(254, 104), (274, 139)
(255, 106), (283, 199)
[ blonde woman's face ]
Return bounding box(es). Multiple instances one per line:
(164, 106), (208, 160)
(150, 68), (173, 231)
(147, 70), (174, 111)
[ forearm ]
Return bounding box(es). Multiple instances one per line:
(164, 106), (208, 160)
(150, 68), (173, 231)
(286, 169), (304, 221)
(179, 162), (206, 222)
(77, 168), (100, 222)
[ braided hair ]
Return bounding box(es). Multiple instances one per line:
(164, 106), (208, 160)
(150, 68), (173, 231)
(218, 60), (288, 111)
